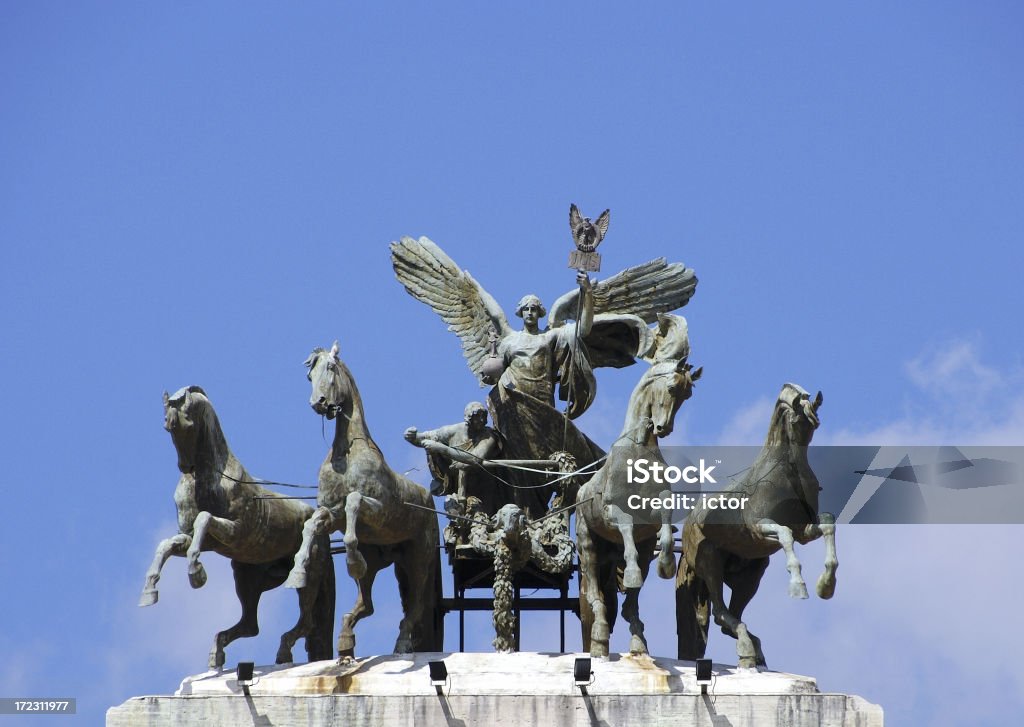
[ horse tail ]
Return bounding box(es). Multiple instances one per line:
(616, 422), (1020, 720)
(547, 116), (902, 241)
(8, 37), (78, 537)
(675, 554), (710, 661)
(305, 531), (336, 662)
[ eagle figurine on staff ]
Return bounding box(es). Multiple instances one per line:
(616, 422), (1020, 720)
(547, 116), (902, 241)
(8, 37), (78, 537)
(570, 203), (610, 253)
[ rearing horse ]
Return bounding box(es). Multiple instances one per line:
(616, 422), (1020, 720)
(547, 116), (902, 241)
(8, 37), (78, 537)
(139, 386), (335, 669)
(576, 324), (702, 657)
(285, 342), (443, 655)
(676, 383), (836, 668)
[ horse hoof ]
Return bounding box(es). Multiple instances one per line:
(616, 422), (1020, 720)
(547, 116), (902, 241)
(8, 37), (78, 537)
(590, 642), (609, 658)
(394, 637), (414, 654)
(629, 635), (648, 655)
(189, 563), (208, 589)
(284, 569), (307, 589)
(656, 555), (676, 580)
(138, 589), (158, 607)
(209, 650), (225, 671)
(337, 633), (356, 656)
(789, 581), (809, 599)
(275, 648), (293, 665)
(816, 575), (836, 600)
(624, 564), (643, 589)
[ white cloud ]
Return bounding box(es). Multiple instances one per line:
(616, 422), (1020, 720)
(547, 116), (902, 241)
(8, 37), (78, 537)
(714, 395), (775, 445)
(826, 340), (1024, 446)
(905, 339), (1003, 397)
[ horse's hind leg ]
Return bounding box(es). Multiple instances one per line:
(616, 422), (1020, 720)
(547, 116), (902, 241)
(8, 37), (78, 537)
(675, 557), (710, 661)
(725, 557), (769, 628)
(620, 541), (654, 655)
(724, 558), (769, 666)
(577, 517), (610, 657)
(186, 512), (240, 589)
(757, 519), (808, 599)
(273, 553), (315, 665)
(339, 546), (390, 657)
(210, 561), (264, 670)
(805, 512), (838, 599)
(394, 542), (437, 654)
(285, 506), (333, 589)
(697, 547), (763, 668)
(139, 533), (191, 606)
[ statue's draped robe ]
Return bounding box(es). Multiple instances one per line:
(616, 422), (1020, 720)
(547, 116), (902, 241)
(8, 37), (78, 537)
(487, 325), (606, 516)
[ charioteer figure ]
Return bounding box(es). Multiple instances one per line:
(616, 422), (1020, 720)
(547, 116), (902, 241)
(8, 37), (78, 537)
(404, 401), (508, 517)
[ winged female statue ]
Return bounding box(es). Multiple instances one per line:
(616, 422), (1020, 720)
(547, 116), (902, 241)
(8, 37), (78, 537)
(390, 236), (698, 515)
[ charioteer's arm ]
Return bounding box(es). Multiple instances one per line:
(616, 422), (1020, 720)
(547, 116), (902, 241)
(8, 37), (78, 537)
(421, 439), (484, 468)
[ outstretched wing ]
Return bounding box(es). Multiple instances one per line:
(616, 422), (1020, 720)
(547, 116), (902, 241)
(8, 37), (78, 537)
(593, 209), (610, 247)
(569, 203), (585, 240)
(549, 258), (698, 327)
(391, 236), (511, 382)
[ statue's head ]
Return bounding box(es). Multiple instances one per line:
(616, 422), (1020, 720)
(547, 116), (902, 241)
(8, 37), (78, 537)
(464, 401), (488, 431)
(515, 294), (546, 325)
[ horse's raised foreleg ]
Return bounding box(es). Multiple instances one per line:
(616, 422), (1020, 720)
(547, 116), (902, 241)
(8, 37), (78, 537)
(804, 512), (838, 599)
(285, 506), (333, 589)
(338, 546), (390, 657)
(139, 533), (191, 606)
(210, 561), (264, 670)
(757, 519), (808, 599)
(343, 491), (384, 580)
(186, 511), (240, 589)
(577, 517), (609, 657)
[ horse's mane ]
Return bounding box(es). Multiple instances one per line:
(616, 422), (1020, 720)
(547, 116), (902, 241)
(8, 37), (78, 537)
(763, 397), (791, 448)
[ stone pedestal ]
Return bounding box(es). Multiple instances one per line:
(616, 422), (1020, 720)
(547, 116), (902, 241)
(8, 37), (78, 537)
(107, 652), (882, 726)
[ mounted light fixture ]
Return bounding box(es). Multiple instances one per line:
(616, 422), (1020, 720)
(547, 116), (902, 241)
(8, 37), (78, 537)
(428, 660), (448, 695)
(574, 657), (593, 694)
(236, 662), (255, 691)
(696, 658), (713, 695)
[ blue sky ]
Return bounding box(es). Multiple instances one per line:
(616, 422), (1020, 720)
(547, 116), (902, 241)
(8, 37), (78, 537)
(1, 3), (1022, 724)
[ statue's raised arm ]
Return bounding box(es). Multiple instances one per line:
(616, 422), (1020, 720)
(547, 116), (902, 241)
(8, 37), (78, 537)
(391, 236), (512, 386)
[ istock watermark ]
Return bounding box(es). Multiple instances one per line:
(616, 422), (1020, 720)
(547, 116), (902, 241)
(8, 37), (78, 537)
(625, 492), (749, 511)
(605, 445), (1024, 525)
(626, 458), (718, 485)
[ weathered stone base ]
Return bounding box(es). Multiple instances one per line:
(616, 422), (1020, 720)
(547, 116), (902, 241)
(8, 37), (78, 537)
(107, 652), (883, 726)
